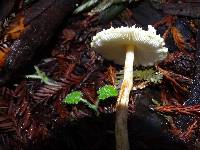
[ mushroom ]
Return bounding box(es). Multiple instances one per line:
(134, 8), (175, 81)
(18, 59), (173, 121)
(91, 25), (168, 150)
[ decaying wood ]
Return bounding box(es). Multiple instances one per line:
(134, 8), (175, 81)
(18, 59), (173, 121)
(0, 0), (79, 84)
(131, 1), (164, 26)
(0, 0), (16, 22)
(162, 3), (200, 18)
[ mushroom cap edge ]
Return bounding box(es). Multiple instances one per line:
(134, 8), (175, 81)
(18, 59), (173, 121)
(91, 25), (168, 66)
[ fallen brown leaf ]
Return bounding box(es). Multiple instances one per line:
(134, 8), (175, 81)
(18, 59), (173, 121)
(171, 27), (186, 52)
(5, 16), (27, 40)
(61, 28), (76, 44)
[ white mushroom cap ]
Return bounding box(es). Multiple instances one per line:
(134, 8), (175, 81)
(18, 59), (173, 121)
(91, 25), (168, 66)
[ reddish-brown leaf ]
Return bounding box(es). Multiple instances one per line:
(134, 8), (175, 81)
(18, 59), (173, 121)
(61, 28), (76, 44)
(5, 17), (27, 40)
(104, 65), (116, 85)
(155, 104), (200, 116)
(171, 27), (186, 51)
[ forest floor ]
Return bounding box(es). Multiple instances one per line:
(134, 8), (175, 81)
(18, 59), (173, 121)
(0, 0), (200, 150)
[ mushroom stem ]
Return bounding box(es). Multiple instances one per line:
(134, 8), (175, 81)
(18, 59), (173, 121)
(115, 46), (134, 150)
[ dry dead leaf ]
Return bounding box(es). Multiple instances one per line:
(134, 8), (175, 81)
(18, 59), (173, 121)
(5, 16), (27, 40)
(61, 28), (76, 43)
(105, 65), (116, 85)
(171, 27), (185, 51)
(132, 81), (148, 90)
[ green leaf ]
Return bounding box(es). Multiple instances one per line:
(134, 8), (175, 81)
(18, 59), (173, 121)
(97, 85), (118, 101)
(63, 91), (82, 104)
(63, 91), (98, 113)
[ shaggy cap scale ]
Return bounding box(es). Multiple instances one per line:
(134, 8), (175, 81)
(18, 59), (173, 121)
(91, 25), (168, 66)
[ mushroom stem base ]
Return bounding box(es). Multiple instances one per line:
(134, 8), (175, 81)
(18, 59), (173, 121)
(115, 49), (134, 150)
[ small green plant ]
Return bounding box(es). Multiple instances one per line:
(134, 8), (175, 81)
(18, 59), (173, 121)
(26, 66), (58, 86)
(97, 85), (118, 101)
(63, 91), (98, 112)
(133, 68), (163, 84)
(116, 68), (163, 87)
(63, 85), (118, 114)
